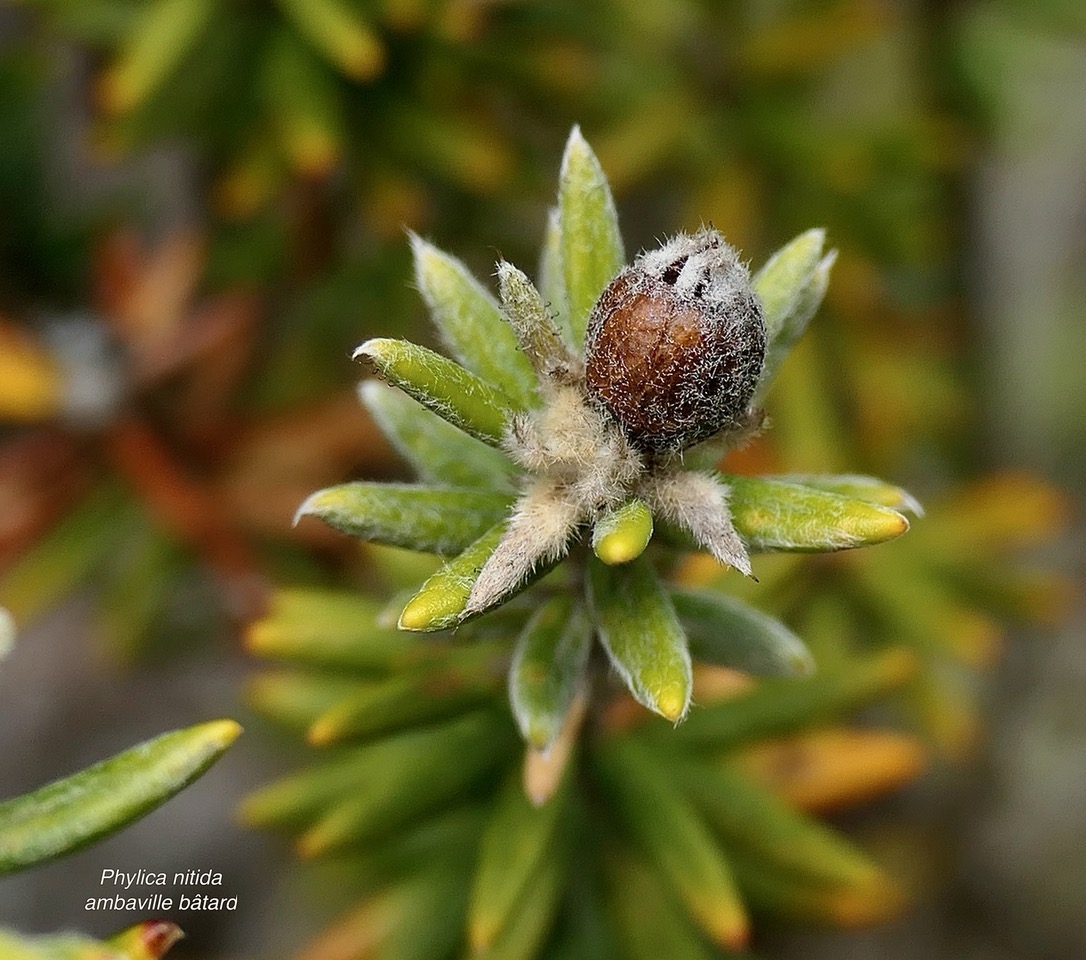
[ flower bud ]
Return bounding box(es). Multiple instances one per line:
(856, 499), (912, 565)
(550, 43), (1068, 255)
(584, 228), (765, 453)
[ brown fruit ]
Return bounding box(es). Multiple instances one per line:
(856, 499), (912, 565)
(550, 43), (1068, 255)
(584, 229), (765, 453)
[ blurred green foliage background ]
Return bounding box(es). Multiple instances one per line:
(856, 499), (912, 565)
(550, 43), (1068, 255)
(0, 0), (1082, 958)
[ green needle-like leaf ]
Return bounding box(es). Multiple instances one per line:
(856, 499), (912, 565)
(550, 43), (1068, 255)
(273, 0), (383, 80)
(604, 853), (717, 960)
(296, 482), (514, 555)
(355, 338), (515, 446)
(0, 720), (241, 875)
(468, 767), (572, 951)
(359, 381), (519, 491)
(509, 597), (593, 750)
(671, 588), (814, 677)
(773, 474), (924, 516)
(410, 234), (538, 408)
(588, 557), (692, 722)
(246, 589), (430, 671)
(726, 475), (910, 551)
(672, 758), (885, 889)
(592, 498), (654, 565)
(297, 711), (516, 855)
(659, 649), (916, 749)
(307, 648), (505, 745)
(99, 0), (215, 114)
(246, 671), (373, 732)
(594, 739), (749, 951)
(538, 206), (572, 344)
(558, 126), (625, 345)
(481, 849), (568, 960)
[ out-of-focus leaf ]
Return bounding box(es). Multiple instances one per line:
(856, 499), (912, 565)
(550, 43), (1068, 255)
(671, 588), (814, 676)
(273, 0), (384, 80)
(594, 739), (749, 950)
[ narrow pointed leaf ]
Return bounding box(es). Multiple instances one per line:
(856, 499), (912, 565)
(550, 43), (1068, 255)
(481, 849), (567, 960)
(360, 380), (519, 491)
(558, 127), (625, 344)
(0, 720), (240, 874)
(356, 338), (514, 446)
(273, 0), (384, 80)
(263, 28), (344, 177)
(538, 206), (572, 344)
(728, 850), (903, 927)
(99, 0), (215, 114)
(594, 740), (749, 950)
(410, 234), (537, 408)
(297, 711), (517, 854)
(605, 853), (716, 960)
(398, 523), (561, 632)
(468, 768), (572, 951)
(508, 597), (592, 750)
(736, 728), (927, 813)
(658, 649), (916, 749)
(246, 589), (430, 671)
(246, 671), (373, 732)
(670, 588), (814, 676)
(725, 475), (910, 551)
(592, 498), (654, 565)
(588, 557), (691, 722)
(673, 757), (885, 889)
(296, 482), (513, 554)
(753, 229), (827, 345)
(772, 473), (923, 516)
(307, 649), (505, 745)
(497, 261), (579, 383)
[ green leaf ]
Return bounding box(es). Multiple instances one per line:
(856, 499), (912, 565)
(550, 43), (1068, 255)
(272, 0), (383, 80)
(0, 720), (241, 875)
(398, 522), (558, 632)
(726, 475), (910, 551)
(772, 473), (924, 516)
(604, 853), (717, 960)
(594, 739), (749, 950)
(672, 758), (885, 889)
(245, 671), (375, 732)
(355, 338), (515, 446)
(508, 597), (593, 750)
(496, 260), (579, 384)
(468, 768), (572, 951)
(262, 26), (344, 176)
(592, 498), (654, 565)
(658, 649), (916, 749)
(296, 711), (517, 855)
(409, 234), (537, 408)
(0, 923), (183, 960)
(306, 646), (505, 745)
(670, 588), (814, 677)
(295, 482), (514, 555)
(558, 126), (625, 345)
(588, 557), (692, 722)
(538, 206), (572, 344)
(359, 380), (519, 491)
(246, 589), (430, 671)
(481, 847), (568, 960)
(99, 0), (215, 114)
